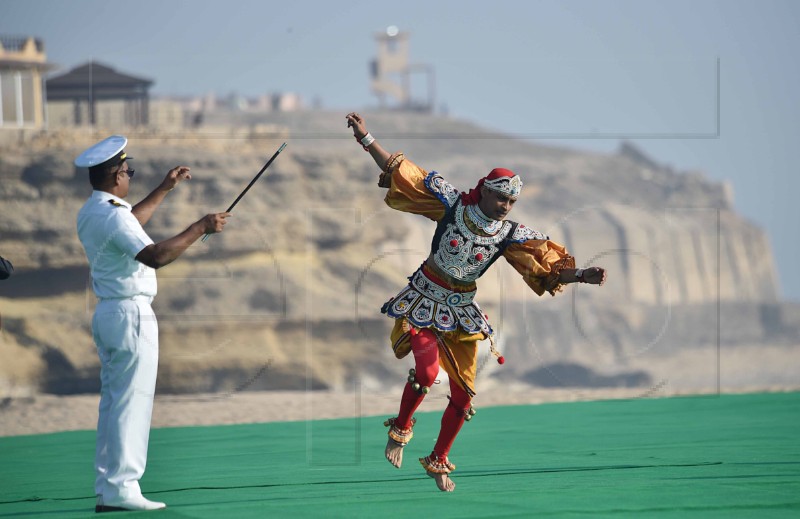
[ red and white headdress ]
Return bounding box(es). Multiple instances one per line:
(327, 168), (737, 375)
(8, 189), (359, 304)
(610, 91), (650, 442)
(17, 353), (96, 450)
(461, 168), (523, 206)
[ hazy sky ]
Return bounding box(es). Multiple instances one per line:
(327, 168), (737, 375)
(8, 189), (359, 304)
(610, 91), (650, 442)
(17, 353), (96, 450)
(3, 0), (799, 301)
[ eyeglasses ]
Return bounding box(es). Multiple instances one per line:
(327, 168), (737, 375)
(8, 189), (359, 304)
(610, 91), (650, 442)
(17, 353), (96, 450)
(122, 169), (135, 179)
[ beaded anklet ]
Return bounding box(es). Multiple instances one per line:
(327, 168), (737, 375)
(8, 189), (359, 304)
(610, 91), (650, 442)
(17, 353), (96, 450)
(419, 453), (456, 474)
(384, 417), (416, 446)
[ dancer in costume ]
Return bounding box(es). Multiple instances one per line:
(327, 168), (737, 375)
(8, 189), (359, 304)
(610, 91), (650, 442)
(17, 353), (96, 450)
(345, 113), (607, 492)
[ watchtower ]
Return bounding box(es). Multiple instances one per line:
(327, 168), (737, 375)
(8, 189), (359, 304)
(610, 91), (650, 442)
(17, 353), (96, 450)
(370, 27), (434, 112)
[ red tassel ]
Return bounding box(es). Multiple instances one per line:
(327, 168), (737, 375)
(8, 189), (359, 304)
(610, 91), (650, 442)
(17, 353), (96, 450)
(497, 356), (505, 365)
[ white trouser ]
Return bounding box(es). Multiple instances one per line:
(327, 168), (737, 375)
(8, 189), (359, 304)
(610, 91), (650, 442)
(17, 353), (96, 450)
(92, 296), (158, 502)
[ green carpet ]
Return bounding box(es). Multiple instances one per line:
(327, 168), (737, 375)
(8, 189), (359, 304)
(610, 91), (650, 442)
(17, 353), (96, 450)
(1, 392), (798, 518)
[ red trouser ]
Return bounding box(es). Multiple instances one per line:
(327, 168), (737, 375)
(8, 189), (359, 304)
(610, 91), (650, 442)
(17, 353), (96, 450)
(396, 328), (471, 458)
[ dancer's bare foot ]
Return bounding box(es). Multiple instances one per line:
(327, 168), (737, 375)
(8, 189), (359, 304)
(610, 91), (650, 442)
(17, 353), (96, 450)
(385, 438), (404, 468)
(384, 417), (414, 468)
(428, 471), (456, 492)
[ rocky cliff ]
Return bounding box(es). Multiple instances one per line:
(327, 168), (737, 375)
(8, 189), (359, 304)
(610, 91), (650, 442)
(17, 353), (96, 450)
(0, 110), (797, 397)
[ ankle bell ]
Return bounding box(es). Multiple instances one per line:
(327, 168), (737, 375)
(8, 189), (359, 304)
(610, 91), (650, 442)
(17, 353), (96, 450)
(408, 369), (429, 394)
(464, 406), (476, 421)
(411, 382), (429, 394)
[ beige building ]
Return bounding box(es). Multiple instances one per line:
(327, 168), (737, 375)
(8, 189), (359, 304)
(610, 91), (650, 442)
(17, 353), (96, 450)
(0, 35), (53, 129)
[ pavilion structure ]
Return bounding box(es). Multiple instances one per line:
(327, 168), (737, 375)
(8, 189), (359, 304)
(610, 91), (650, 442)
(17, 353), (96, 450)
(46, 61), (153, 128)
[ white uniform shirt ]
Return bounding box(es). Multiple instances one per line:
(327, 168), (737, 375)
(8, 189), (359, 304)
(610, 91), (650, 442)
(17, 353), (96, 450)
(77, 190), (157, 299)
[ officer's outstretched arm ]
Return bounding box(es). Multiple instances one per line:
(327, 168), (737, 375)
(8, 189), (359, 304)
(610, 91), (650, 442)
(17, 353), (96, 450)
(136, 213), (229, 269)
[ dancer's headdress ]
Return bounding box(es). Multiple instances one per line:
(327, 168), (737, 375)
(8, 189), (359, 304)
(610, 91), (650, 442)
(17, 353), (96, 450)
(460, 168), (522, 206)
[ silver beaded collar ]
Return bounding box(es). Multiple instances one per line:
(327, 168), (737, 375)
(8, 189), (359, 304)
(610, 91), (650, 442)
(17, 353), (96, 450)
(465, 203), (504, 235)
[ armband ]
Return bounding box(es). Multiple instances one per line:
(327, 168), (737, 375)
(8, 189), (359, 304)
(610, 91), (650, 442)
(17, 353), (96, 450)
(384, 152), (405, 174)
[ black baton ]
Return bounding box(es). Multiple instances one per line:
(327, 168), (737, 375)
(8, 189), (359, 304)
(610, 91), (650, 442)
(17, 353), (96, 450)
(202, 142), (287, 242)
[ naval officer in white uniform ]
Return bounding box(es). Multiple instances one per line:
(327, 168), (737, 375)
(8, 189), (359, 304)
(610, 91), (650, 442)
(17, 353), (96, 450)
(76, 135), (230, 512)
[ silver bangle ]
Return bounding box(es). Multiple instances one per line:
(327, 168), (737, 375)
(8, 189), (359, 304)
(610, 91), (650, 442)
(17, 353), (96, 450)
(360, 133), (375, 147)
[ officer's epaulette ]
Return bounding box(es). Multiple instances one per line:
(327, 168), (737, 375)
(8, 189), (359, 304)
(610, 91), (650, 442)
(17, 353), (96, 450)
(108, 199), (124, 207)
